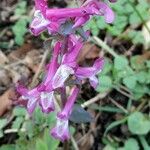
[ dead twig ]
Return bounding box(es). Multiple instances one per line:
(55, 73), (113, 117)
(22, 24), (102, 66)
(81, 92), (109, 108)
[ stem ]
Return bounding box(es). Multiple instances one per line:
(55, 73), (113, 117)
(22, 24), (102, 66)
(92, 36), (119, 58)
(139, 135), (150, 150)
(127, 0), (150, 35)
(60, 87), (67, 107)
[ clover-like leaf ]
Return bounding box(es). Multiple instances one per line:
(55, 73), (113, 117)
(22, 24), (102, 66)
(128, 112), (150, 135)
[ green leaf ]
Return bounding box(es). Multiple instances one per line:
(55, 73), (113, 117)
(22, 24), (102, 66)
(128, 112), (150, 135)
(90, 104), (124, 113)
(123, 75), (137, 89)
(124, 138), (139, 150)
(0, 130), (4, 138)
(104, 118), (127, 136)
(43, 129), (59, 150)
(114, 56), (128, 70)
(0, 145), (15, 150)
(101, 59), (112, 75)
(132, 84), (149, 99)
(146, 61), (150, 68)
(0, 118), (7, 130)
(46, 112), (56, 127)
(12, 19), (28, 45)
(104, 145), (116, 150)
(13, 107), (27, 116)
(130, 56), (145, 70)
(15, 1), (27, 16)
(96, 75), (112, 92)
(36, 139), (48, 150)
(135, 71), (147, 84)
(12, 117), (24, 129)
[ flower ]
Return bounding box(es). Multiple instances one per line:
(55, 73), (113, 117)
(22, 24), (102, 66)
(51, 35), (83, 89)
(75, 58), (104, 88)
(51, 86), (79, 141)
(30, 0), (115, 36)
(16, 42), (61, 114)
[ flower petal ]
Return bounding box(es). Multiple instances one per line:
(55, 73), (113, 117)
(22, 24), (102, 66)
(52, 65), (74, 89)
(89, 75), (99, 88)
(39, 92), (55, 113)
(27, 97), (38, 115)
(30, 10), (50, 36)
(51, 117), (70, 142)
(76, 58), (104, 78)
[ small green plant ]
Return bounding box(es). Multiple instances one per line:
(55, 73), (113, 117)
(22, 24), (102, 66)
(12, 1), (30, 45)
(86, 0), (149, 45)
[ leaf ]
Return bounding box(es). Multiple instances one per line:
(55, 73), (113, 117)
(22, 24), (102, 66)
(0, 145), (15, 150)
(12, 19), (28, 45)
(0, 118), (7, 130)
(135, 71), (147, 84)
(43, 128), (59, 150)
(132, 84), (149, 99)
(13, 107), (27, 116)
(101, 59), (112, 75)
(36, 139), (48, 150)
(124, 138), (139, 150)
(128, 112), (150, 135)
(0, 130), (4, 138)
(104, 118), (127, 136)
(130, 55), (145, 70)
(69, 104), (93, 123)
(97, 75), (112, 92)
(104, 145), (116, 150)
(12, 117), (24, 129)
(15, 1), (27, 16)
(114, 56), (128, 70)
(90, 104), (124, 113)
(123, 75), (137, 89)
(46, 112), (56, 127)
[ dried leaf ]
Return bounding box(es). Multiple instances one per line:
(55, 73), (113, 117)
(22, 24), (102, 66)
(0, 89), (14, 116)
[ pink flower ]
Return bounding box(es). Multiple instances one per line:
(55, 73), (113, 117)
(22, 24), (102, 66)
(75, 58), (104, 88)
(51, 35), (83, 89)
(30, 0), (115, 36)
(51, 87), (79, 141)
(17, 42), (61, 114)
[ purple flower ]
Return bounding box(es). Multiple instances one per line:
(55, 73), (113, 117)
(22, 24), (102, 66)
(17, 86), (40, 115)
(51, 86), (79, 141)
(30, 0), (115, 36)
(30, 10), (50, 36)
(75, 58), (104, 88)
(51, 35), (83, 89)
(82, 0), (115, 23)
(17, 42), (60, 114)
(39, 91), (55, 114)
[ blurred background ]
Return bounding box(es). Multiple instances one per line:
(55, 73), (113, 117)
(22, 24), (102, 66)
(0, 0), (150, 149)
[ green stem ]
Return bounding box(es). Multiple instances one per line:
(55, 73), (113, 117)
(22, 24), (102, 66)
(92, 36), (119, 58)
(139, 135), (150, 150)
(127, 0), (150, 35)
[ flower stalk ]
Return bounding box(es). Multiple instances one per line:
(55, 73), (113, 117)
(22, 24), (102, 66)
(16, 0), (116, 142)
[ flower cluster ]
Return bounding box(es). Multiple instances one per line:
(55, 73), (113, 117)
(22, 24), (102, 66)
(17, 0), (116, 142)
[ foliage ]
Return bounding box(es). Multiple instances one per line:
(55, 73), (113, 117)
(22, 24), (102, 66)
(85, 0), (149, 45)
(12, 1), (30, 45)
(0, 0), (150, 149)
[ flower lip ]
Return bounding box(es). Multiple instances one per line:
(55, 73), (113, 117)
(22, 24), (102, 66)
(30, 10), (50, 36)
(50, 116), (70, 142)
(39, 91), (55, 113)
(52, 64), (74, 89)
